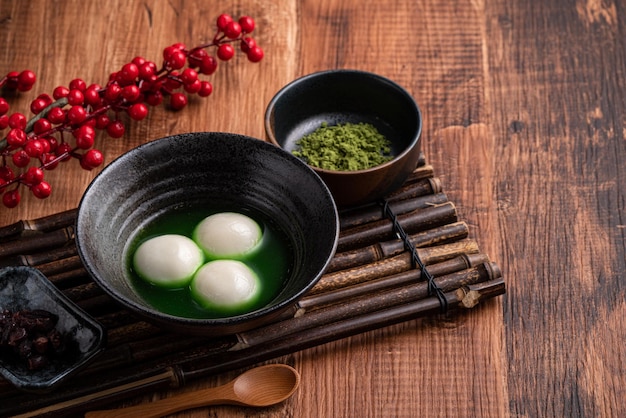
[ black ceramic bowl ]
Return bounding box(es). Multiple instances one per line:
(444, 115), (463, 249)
(0, 267), (106, 393)
(265, 69), (423, 207)
(75, 132), (339, 336)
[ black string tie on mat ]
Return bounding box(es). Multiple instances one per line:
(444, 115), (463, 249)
(379, 198), (448, 313)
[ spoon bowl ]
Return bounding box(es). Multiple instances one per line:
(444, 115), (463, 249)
(85, 364), (300, 418)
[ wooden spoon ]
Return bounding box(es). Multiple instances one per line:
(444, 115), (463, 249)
(84, 364), (301, 418)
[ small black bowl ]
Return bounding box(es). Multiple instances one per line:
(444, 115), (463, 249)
(75, 132), (339, 336)
(265, 69), (423, 207)
(0, 267), (106, 393)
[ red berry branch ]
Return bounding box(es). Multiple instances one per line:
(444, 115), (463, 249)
(0, 14), (263, 209)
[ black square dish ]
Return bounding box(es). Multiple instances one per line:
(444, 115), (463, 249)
(0, 266), (106, 393)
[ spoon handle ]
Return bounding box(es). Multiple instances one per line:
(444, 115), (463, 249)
(84, 384), (237, 418)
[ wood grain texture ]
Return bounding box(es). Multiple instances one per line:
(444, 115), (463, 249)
(1, 0), (625, 417)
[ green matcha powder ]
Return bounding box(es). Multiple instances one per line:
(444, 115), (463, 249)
(292, 122), (393, 171)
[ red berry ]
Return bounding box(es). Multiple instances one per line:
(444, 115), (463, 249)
(199, 56), (218, 75)
(142, 75), (161, 92)
(167, 50), (187, 69)
(33, 118), (52, 135)
(67, 89), (85, 105)
(163, 45), (177, 61)
(3, 189), (20, 208)
(53, 86), (70, 99)
(224, 21), (242, 39)
(74, 125), (95, 149)
(184, 79), (202, 94)
(81, 149), (104, 169)
(217, 44), (235, 61)
(238, 16), (255, 33)
(145, 91), (164, 106)
(0, 98), (9, 115)
(198, 81), (213, 97)
(132, 56), (146, 66)
(106, 120), (125, 138)
(69, 78), (87, 91)
(17, 70), (36, 91)
(44, 135), (58, 151)
(42, 153), (60, 170)
(84, 86), (102, 106)
(139, 62), (157, 80)
(6, 128), (27, 147)
(128, 103), (148, 120)
(217, 14), (233, 31)
(31, 181), (51, 199)
(164, 72), (182, 90)
(247, 46), (264, 63)
(56, 143), (73, 161)
(240, 37), (256, 53)
(95, 113), (111, 129)
(30, 98), (49, 115)
(12, 150), (31, 167)
(8, 112), (27, 129)
(187, 48), (208, 68)
(120, 63), (139, 83)
(122, 85), (141, 102)
(0, 115), (8, 129)
(67, 105), (87, 124)
(39, 137), (52, 154)
(0, 166), (15, 181)
(169, 93), (188, 110)
(25, 139), (45, 158)
(180, 68), (198, 85)
(24, 166), (44, 186)
(105, 84), (122, 101)
(4, 71), (19, 89)
(47, 107), (66, 124)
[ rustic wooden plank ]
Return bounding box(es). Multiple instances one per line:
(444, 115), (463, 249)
(480, 1), (626, 416)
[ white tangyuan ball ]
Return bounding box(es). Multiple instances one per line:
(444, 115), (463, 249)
(193, 212), (262, 259)
(190, 260), (261, 310)
(132, 234), (204, 288)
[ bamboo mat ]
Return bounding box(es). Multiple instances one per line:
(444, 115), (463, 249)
(0, 156), (505, 417)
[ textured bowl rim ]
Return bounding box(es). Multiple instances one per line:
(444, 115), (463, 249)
(264, 69), (423, 175)
(75, 132), (339, 330)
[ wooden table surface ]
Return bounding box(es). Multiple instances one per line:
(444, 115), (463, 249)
(1, 0), (625, 416)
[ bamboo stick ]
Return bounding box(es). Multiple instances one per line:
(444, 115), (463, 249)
(337, 201), (458, 252)
(328, 221), (468, 272)
(385, 177), (442, 202)
(61, 281), (104, 303)
(339, 192), (448, 230)
(0, 226), (74, 259)
(35, 254), (84, 277)
(0, 244), (78, 268)
(0, 208), (77, 241)
(404, 163), (434, 181)
(299, 253), (490, 312)
(310, 239), (479, 295)
(92, 310), (143, 330)
(49, 267), (91, 289)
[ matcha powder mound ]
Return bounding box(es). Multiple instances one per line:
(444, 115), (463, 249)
(292, 122), (393, 171)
